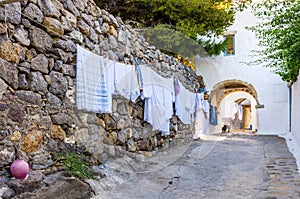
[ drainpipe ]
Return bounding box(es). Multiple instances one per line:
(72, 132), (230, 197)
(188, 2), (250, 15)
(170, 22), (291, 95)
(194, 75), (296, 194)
(289, 85), (292, 132)
(287, 81), (293, 132)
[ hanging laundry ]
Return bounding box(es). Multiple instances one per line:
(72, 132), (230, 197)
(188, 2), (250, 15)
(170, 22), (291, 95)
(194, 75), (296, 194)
(135, 61), (143, 92)
(195, 92), (204, 111)
(174, 78), (180, 96)
(231, 102), (238, 120)
(193, 92), (204, 139)
(77, 45), (142, 113)
(224, 101), (238, 120)
(198, 87), (207, 93)
(76, 45), (114, 113)
(209, 105), (218, 126)
(140, 66), (174, 135)
(203, 100), (210, 113)
(237, 104), (243, 121)
(222, 101), (240, 129)
(175, 80), (196, 125)
(113, 62), (140, 101)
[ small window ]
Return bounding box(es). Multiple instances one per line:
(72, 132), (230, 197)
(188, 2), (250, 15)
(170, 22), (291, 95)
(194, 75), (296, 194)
(224, 34), (235, 56)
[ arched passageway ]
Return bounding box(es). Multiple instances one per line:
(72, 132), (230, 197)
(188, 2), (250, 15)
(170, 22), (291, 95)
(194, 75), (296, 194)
(210, 80), (261, 133)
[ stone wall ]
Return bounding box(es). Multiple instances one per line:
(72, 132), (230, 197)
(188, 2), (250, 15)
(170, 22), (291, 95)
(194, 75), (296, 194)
(0, 0), (200, 175)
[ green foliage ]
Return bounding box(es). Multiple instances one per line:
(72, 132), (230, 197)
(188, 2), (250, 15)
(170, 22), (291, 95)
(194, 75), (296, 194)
(55, 152), (96, 180)
(249, 0), (300, 83)
(95, 0), (251, 56)
(139, 25), (209, 58)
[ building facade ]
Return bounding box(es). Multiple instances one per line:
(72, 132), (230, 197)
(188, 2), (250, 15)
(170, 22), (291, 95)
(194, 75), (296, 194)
(195, 8), (289, 135)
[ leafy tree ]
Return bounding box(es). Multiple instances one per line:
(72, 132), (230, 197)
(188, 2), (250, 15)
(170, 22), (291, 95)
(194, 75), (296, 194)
(95, 0), (250, 56)
(249, 0), (300, 83)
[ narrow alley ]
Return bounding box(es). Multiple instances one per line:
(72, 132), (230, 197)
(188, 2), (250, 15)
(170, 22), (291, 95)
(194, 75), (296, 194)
(93, 134), (300, 199)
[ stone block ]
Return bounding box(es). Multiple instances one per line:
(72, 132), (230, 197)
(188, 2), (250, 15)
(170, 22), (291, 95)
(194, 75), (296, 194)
(31, 153), (54, 170)
(50, 125), (66, 141)
(127, 139), (136, 152)
(117, 119), (130, 130)
(53, 40), (76, 52)
(38, 0), (61, 18)
(107, 131), (117, 145)
(8, 103), (25, 123)
(0, 2), (21, 24)
(29, 26), (53, 53)
(68, 30), (83, 43)
(11, 131), (22, 143)
(0, 147), (15, 167)
(29, 72), (48, 93)
(49, 71), (68, 96)
(20, 131), (43, 153)
(61, 10), (77, 31)
(117, 130), (127, 145)
(18, 74), (29, 90)
(23, 3), (44, 23)
(43, 17), (64, 36)
(64, 0), (80, 17)
(13, 26), (30, 46)
(0, 39), (25, 64)
(50, 112), (72, 126)
(33, 175), (92, 198)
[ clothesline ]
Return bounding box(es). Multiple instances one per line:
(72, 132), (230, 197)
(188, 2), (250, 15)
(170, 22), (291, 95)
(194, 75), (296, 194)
(76, 45), (210, 135)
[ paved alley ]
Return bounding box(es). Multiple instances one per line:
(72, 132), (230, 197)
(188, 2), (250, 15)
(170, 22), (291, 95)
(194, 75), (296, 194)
(92, 134), (300, 199)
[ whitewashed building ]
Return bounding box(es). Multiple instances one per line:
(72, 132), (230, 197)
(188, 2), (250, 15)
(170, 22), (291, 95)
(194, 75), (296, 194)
(195, 8), (290, 135)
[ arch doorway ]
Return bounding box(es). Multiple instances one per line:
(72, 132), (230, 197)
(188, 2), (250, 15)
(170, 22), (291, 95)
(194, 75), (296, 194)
(210, 80), (262, 133)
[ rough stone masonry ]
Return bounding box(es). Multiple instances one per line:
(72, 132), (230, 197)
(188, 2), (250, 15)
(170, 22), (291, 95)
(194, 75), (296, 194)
(0, 0), (202, 183)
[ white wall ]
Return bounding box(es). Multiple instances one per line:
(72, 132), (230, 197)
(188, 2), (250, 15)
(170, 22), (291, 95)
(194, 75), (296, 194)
(292, 74), (300, 142)
(195, 8), (289, 134)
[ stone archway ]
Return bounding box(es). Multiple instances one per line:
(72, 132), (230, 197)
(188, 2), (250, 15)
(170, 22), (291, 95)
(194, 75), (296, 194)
(210, 80), (260, 133)
(211, 79), (258, 107)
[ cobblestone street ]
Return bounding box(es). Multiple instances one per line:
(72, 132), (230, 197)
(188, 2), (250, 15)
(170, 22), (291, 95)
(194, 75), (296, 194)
(92, 134), (300, 199)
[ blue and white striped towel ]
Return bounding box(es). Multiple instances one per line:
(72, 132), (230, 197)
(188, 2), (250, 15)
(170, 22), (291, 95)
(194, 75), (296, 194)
(76, 45), (112, 113)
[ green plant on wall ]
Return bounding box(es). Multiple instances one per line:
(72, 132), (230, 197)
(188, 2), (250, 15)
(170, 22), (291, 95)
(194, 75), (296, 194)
(54, 152), (96, 180)
(249, 0), (300, 83)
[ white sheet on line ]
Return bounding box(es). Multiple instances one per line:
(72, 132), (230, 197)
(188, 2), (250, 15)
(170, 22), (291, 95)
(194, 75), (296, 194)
(112, 62), (140, 101)
(140, 66), (174, 135)
(175, 80), (196, 124)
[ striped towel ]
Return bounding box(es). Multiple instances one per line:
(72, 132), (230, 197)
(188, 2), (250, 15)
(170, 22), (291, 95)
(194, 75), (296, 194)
(76, 45), (112, 113)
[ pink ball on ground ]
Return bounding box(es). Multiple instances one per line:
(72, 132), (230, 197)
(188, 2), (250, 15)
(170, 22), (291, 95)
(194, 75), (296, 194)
(10, 159), (29, 180)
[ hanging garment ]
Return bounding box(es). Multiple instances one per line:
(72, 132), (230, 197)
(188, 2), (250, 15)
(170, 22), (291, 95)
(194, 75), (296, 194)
(135, 62), (143, 91)
(193, 109), (206, 139)
(198, 87), (207, 93)
(193, 92), (205, 139)
(195, 92), (204, 111)
(174, 78), (180, 96)
(209, 105), (218, 126)
(224, 101), (238, 120)
(76, 45), (114, 113)
(237, 104), (243, 121)
(231, 102), (238, 120)
(203, 100), (210, 113)
(113, 62), (140, 101)
(140, 66), (174, 135)
(175, 80), (196, 124)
